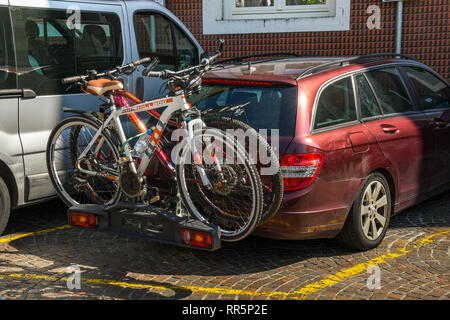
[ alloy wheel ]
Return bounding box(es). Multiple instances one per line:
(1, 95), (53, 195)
(360, 180), (388, 241)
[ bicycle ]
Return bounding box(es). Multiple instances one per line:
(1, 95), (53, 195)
(108, 87), (284, 225)
(46, 41), (268, 241)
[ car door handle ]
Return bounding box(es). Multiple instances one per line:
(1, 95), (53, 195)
(381, 124), (399, 134)
(0, 88), (36, 99)
(434, 118), (447, 128)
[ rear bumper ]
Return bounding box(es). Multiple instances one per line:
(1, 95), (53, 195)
(68, 203), (221, 251)
(254, 206), (350, 240)
(254, 175), (363, 240)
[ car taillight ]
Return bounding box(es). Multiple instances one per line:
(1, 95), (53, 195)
(202, 78), (274, 86)
(280, 153), (324, 192)
(69, 212), (98, 228)
(181, 229), (213, 249)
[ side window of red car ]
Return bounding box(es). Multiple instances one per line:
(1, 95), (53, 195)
(314, 77), (357, 130)
(402, 66), (449, 111)
(365, 67), (414, 115)
(356, 74), (383, 119)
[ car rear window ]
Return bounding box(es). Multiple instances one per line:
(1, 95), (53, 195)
(190, 85), (298, 137)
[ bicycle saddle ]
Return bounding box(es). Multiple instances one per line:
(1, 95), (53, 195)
(86, 78), (123, 96)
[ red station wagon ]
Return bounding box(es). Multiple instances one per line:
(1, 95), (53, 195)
(192, 54), (450, 250)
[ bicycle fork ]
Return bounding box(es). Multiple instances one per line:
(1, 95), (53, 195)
(187, 118), (214, 190)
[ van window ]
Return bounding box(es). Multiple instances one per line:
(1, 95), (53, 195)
(134, 12), (198, 71)
(365, 67), (414, 115)
(0, 7), (17, 90)
(134, 13), (174, 71)
(402, 66), (449, 110)
(173, 24), (196, 70)
(314, 77), (357, 130)
(11, 7), (123, 96)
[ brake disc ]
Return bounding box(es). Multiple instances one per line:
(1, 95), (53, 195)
(211, 165), (238, 196)
(119, 168), (144, 198)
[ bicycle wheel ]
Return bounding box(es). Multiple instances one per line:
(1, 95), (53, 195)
(176, 127), (263, 242)
(204, 117), (283, 224)
(46, 115), (122, 207)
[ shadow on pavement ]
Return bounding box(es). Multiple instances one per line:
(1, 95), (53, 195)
(0, 190), (448, 299)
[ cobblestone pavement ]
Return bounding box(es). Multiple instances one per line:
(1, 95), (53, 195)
(0, 190), (448, 300)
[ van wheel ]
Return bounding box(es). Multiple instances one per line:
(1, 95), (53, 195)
(337, 173), (391, 251)
(0, 176), (11, 236)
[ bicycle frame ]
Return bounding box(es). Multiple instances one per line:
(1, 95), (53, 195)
(113, 90), (179, 176)
(76, 92), (213, 188)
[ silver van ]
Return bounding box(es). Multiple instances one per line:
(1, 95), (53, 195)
(0, 0), (203, 234)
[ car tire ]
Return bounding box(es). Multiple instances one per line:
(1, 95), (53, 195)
(337, 172), (392, 251)
(0, 176), (11, 236)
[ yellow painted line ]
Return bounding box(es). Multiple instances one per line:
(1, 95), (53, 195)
(0, 229), (447, 300)
(0, 271), (298, 300)
(0, 225), (72, 244)
(293, 230), (450, 300)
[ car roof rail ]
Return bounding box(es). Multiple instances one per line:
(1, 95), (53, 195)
(296, 53), (418, 79)
(218, 52), (301, 65)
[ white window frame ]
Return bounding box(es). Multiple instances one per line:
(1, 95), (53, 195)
(203, 0), (350, 35)
(226, 0), (336, 20)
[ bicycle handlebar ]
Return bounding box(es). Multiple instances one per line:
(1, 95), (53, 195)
(143, 39), (225, 81)
(145, 71), (167, 78)
(61, 39), (224, 95)
(61, 57), (152, 85)
(200, 39), (224, 67)
(134, 57), (152, 66)
(61, 75), (86, 85)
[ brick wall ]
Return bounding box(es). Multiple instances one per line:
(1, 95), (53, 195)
(166, 0), (449, 79)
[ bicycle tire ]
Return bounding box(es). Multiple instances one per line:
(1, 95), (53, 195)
(176, 127), (264, 242)
(204, 117), (283, 224)
(46, 115), (123, 207)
